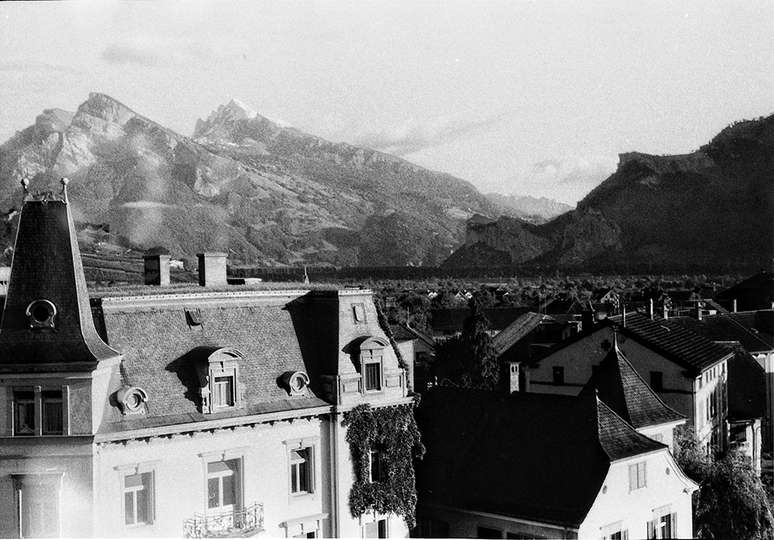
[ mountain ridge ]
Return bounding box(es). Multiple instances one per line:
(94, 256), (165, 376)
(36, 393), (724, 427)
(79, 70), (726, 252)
(0, 92), (501, 267)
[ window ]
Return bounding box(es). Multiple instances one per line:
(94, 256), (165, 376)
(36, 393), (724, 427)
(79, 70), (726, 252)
(477, 526), (502, 538)
(369, 450), (386, 483)
(628, 462), (647, 491)
(651, 433), (664, 443)
(647, 512), (677, 539)
(601, 521), (628, 540)
(353, 303), (366, 323)
(364, 361), (382, 392)
(14, 389), (35, 436)
(207, 460), (239, 511)
(202, 348), (244, 413)
(552, 366), (564, 385)
(418, 519), (449, 538)
(650, 371), (663, 392)
(41, 390), (63, 435)
(364, 519), (387, 538)
(212, 376), (235, 408)
(290, 448), (313, 494)
(124, 472), (154, 526)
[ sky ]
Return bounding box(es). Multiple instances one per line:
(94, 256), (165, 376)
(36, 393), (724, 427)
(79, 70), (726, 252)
(0, 1), (772, 205)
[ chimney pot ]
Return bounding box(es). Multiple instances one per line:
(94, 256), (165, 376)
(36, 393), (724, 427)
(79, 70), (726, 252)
(143, 253), (170, 286)
(197, 252), (228, 287)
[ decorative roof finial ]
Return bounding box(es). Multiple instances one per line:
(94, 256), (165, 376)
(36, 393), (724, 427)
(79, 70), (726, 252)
(60, 177), (69, 203)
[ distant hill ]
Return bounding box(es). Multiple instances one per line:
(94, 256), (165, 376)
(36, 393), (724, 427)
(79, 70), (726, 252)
(485, 193), (573, 222)
(0, 93), (500, 267)
(446, 114), (774, 271)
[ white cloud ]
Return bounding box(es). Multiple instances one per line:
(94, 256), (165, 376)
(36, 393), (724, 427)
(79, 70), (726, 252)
(346, 113), (505, 156)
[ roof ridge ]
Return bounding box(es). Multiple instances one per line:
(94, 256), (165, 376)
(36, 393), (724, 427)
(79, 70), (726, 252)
(595, 398), (667, 461)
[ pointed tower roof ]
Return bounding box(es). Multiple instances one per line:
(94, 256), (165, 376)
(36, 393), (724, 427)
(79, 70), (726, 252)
(0, 179), (119, 371)
(581, 334), (685, 430)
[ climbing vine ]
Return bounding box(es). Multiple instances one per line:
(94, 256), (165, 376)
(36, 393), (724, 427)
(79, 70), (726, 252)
(343, 401), (426, 527)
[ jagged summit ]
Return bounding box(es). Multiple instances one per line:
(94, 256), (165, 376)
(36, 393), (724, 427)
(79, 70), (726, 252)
(0, 92), (497, 268)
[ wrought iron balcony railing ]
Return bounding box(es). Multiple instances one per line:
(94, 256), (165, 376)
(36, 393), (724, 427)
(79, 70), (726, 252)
(183, 502), (264, 538)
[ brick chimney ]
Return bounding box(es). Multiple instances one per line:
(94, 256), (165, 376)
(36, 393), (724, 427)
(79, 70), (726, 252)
(197, 252), (228, 287)
(507, 361), (520, 394)
(143, 253), (170, 286)
(648, 298), (654, 320)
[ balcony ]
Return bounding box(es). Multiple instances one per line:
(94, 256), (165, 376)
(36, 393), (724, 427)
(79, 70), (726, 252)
(183, 503), (264, 538)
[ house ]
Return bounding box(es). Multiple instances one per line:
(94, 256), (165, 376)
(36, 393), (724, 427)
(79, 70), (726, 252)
(428, 307), (528, 341)
(415, 388), (697, 539)
(580, 335), (686, 449)
(716, 270), (774, 312)
(389, 323), (435, 390)
(528, 313), (733, 454)
(0, 180), (418, 538)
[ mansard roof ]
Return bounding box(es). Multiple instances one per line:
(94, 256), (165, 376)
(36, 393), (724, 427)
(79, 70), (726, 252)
(0, 190), (119, 371)
(93, 291), (330, 434)
(416, 388), (665, 528)
(581, 340), (685, 429)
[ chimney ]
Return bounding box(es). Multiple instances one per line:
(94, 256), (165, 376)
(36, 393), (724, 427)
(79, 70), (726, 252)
(663, 304), (669, 320)
(695, 302), (703, 321)
(143, 253), (170, 286)
(622, 307), (627, 328)
(197, 252), (228, 287)
(648, 298), (654, 320)
(507, 361), (520, 394)
(733, 298), (738, 313)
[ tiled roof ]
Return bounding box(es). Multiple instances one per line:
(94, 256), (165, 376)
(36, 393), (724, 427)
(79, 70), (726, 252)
(727, 347), (766, 422)
(610, 312), (733, 374)
(95, 292), (329, 433)
(671, 314), (774, 353)
(416, 388), (664, 527)
(491, 312), (548, 355)
(581, 343), (685, 429)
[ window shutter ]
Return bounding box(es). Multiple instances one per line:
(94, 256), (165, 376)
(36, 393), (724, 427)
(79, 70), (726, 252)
(628, 464), (636, 491)
(646, 520), (656, 539)
(670, 513), (677, 537)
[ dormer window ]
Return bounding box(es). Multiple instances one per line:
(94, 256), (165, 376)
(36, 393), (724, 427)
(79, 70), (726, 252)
(279, 371), (310, 396)
(26, 299), (57, 329)
(358, 337), (388, 393)
(201, 348), (244, 414)
(116, 386), (148, 415)
(353, 303), (366, 324)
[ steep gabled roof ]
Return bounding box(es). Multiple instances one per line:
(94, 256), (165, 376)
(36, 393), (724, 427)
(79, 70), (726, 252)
(610, 312), (733, 374)
(727, 346), (767, 422)
(581, 341), (685, 430)
(491, 311), (547, 355)
(416, 388), (665, 528)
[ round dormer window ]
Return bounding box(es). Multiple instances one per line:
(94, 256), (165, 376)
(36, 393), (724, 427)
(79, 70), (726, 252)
(26, 299), (57, 329)
(279, 371), (310, 396)
(116, 386), (148, 414)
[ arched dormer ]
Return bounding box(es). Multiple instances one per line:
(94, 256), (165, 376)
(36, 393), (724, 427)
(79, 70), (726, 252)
(201, 347), (245, 413)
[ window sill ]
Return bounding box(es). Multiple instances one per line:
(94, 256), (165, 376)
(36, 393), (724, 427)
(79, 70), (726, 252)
(290, 490), (316, 499)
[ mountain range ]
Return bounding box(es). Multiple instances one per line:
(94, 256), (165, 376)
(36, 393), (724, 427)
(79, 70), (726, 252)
(0, 93), (503, 267)
(484, 193), (573, 222)
(445, 114), (774, 271)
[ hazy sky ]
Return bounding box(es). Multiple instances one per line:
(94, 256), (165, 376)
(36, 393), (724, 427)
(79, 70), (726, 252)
(1, 1), (772, 204)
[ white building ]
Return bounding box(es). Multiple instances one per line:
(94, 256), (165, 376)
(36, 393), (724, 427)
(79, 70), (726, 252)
(0, 182), (420, 538)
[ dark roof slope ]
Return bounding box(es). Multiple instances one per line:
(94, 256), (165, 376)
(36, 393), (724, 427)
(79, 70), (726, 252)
(581, 342), (685, 429)
(0, 198), (119, 370)
(671, 314), (773, 354)
(416, 388), (664, 527)
(429, 307), (528, 333)
(716, 271), (774, 311)
(727, 347), (767, 422)
(610, 312), (733, 374)
(95, 292), (328, 433)
(491, 311), (547, 355)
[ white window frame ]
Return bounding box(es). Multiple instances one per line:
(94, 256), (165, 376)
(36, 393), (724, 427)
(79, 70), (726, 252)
(290, 447), (313, 495)
(123, 471), (155, 527)
(206, 459), (241, 512)
(11, 472), (64, 539)
(285, 438), (318, 498)
(202, 348), (244, 414)
(628, 461), (647, 492)
(10, 385), (68, 437)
